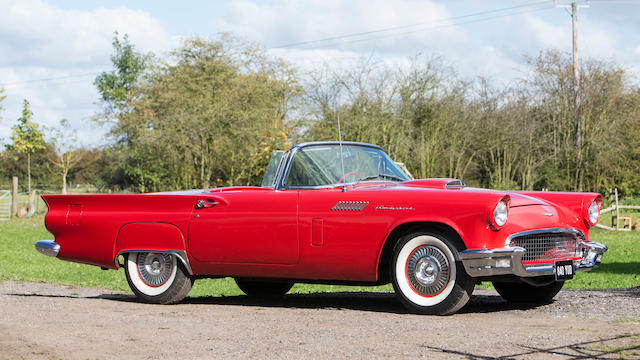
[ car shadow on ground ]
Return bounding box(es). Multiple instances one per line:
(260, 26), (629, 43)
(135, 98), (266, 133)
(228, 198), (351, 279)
(597, 262), (640, 275)
(424, 334), (640, 360)
(88, 291), (549, 315)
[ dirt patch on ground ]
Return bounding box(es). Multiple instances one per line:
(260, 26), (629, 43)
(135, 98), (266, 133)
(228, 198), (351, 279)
(0, 281), (638, 359)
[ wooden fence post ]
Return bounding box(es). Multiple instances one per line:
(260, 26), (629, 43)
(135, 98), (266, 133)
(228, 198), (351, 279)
(615, 188), (620, 231)
(11, 177), (18, 218)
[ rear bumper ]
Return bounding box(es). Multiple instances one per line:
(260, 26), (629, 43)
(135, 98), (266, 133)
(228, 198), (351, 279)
(35, 240), (60, 257)
(460, 241), (607, 278)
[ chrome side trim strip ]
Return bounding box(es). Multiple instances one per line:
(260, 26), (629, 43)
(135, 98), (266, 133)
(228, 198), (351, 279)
(115, 250), (193, 275)
(35, 240), (60, 257)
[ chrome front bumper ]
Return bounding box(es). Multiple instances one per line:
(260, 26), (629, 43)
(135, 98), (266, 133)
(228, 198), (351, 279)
(460, 241), (607, 278)
(35, 240), (60, 257)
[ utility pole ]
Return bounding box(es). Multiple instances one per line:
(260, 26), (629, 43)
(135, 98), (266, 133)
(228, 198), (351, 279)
(572, 1), (582, 192)
(557, 0), (589, 191)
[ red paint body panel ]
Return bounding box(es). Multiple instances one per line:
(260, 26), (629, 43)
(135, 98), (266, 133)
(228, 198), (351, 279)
(187, 191), (298, 264)
(115, 222), (187, 255)
(42, 183), (600, 282)
(43, 194), (194, 268)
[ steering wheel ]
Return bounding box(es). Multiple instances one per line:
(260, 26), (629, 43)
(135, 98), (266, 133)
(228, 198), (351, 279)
(337, 172), (361, 184)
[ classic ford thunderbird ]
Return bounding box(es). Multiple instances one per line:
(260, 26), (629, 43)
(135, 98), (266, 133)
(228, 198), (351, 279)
(35, 142), (607, 315)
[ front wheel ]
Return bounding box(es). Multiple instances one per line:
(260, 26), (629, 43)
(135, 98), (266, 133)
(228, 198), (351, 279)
(492, 280), (564, 304)
(235, 278), (294, 297)
(391, 231), (475, 315)
(125, 252), (193, 304)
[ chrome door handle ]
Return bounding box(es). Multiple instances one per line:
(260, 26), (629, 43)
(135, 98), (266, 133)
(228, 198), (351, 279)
(195, 199), (218, 209)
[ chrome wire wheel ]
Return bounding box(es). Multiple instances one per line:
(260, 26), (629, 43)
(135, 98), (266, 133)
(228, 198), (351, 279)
(137, 252), (174, 287)
(391, 232), (474, 315)
(406, 246), (451, 297)
(126, 252), (178, 297)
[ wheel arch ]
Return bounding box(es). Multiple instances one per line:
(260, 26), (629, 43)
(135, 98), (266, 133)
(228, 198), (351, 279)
(376, 221), (466, 283)
(114, 222), (193, 274)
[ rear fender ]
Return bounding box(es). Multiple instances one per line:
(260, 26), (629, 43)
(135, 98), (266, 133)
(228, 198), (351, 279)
(114, 222), (193, 274)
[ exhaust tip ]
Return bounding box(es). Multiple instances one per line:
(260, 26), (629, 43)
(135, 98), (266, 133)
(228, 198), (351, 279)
(35, 240), (60, 257)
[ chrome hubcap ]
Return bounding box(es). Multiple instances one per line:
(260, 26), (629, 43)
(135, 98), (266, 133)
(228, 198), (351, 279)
(137, 253), (173, 286)
(407, 246), (450, 296)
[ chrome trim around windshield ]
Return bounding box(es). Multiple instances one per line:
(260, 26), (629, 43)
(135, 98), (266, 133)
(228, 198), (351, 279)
(275, 141), (392, 190)
(271, 150), (291, 189)
(115, 249), (193, 275)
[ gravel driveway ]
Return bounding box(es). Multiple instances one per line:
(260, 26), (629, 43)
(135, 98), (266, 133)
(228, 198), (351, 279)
(0, 281), (638, 359)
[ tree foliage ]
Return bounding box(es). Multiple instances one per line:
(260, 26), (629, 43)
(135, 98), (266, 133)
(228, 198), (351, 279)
(302, 50), (640, 195)
(101, 36), (299, 192)
(0, 88), (6, 123)
(47, 120), (93, 194)
(6, 99), (46, 192)
(0, 35), (628, 197)
(94, 32), (147, 117)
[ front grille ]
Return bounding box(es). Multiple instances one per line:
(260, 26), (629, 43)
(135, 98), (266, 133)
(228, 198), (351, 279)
(509, 231), (581, 264)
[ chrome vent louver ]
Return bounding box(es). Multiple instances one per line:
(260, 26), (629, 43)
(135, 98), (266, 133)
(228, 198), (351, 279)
(445, 180), (465, 189)
(331, 201), (369, 211)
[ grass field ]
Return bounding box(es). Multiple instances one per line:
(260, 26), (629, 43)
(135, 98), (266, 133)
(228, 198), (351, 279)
(0, 214), (638, 298)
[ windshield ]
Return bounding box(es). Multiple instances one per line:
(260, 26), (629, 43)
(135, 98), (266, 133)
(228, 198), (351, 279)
(284, 144), (410, 187)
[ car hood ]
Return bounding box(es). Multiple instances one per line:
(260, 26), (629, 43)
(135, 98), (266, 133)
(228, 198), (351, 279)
(394, 179), (549, 207)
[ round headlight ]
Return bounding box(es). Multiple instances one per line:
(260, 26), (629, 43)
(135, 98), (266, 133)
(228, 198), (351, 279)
(588, 200), (600, 225)
(493, 200), (508, 227)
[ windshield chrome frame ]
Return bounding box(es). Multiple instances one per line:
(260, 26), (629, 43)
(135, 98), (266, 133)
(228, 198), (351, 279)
(274, 141), (401, 190)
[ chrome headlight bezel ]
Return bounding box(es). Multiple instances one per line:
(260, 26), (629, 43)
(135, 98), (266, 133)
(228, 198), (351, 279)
(494, 200), (508, 227)
(587, 199), (600, 226)
(489, 197), (510, 230)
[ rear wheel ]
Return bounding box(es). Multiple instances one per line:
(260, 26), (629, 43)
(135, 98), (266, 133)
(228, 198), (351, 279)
(391, 231), (475, 315)
(235, 278), (294, 297)
(492, 280), (564, 304)
(125, 252), (193, 304)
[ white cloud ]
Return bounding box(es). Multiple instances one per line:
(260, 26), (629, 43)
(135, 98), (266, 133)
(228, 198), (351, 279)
(213, 0), (466, 56)
(0, 0), (172, 145)
(1, 0), (638, 148)
(522, 13), (569, 51)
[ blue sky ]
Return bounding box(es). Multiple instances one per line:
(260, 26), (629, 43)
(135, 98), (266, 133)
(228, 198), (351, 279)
(0, 0), (638, 146)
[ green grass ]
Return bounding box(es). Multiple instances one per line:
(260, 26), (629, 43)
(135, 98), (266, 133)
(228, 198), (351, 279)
(0, 215), (637, 297)
(563, 228), (640, 289)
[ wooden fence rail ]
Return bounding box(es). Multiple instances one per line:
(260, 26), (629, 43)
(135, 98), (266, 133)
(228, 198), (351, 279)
(594, 188), (639, 231)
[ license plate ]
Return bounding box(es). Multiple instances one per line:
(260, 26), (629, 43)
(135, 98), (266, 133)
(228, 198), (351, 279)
(555, 260), (574, 281)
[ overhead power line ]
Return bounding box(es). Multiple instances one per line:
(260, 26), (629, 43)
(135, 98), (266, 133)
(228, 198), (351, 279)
(270, 1), (551, 49)
(1, 1), (554, 89)
(276, 5), (556, 51)
(1, 72), (100, 88)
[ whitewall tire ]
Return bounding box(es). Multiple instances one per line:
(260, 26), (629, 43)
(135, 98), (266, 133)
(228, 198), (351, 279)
(391, 232), (475, 315)
(125, 252), (193, 304)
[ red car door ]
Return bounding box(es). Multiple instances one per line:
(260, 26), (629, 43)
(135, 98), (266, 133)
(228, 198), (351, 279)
(187, 189), (299, 264)
(297, 187), (391, 281)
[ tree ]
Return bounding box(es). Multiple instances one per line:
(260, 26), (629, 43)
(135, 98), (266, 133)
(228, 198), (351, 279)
(94, 32), (147, 118)
(108, 36), (299, 191)
(0, 88), (6, 122)
(47, 120), (90, 194)
(6, 99), (45, 192)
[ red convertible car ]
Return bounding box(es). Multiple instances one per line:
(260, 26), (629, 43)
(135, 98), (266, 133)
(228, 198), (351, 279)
(35, 142), (607, 315)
